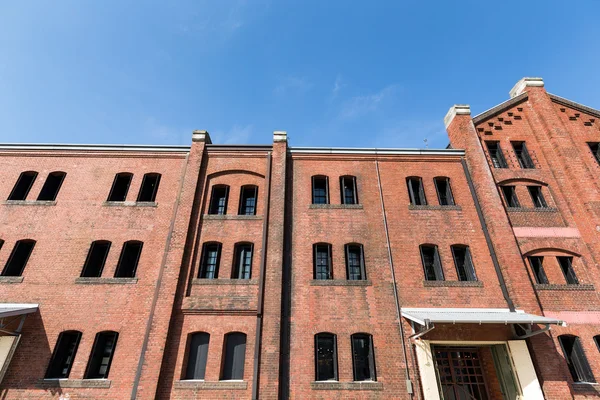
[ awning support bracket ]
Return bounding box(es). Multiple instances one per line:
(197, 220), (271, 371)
(0, 315), (27, 336)
(409, 319), (435, 340)
(513, 323), (551, 339)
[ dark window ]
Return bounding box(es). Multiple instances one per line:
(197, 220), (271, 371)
(137, 173), (161, 202)
(340, 176), (358, 205)
(351, 334), (376, 382)
(345, 244), (366, 280)
(114, 241), (143, 278)
(315, 333), (338, 381)
(208, 185), (229, 215)
(0, 240), (3, 252)
(485, 141), (508, 168)
(107, 173), (133, 202)
(81, 241), (111, 278)
(313, 244), (332, 280)
(528, 256), (549, 284)
(233, 243), (253, 279)
(528, 186), (548, 208)
(8, 171), (37, 201)
(512, 141), (535, 169)
(37, 171), (66, 201)
(45, 331), (82, 379)
(594, 335), (600, 353)
(434, 177), (455, 206)
(238, 185), (258, 215)
(558, 335), (595, 383)
(588, 142), (600, 165)
(558, 256), (579, 285)
(199, 242), (221, 279)
(84, 331), (118, 379)
(312, 176), (329, 204)
(420, 245), (444, 281)
(185, 332), (210, 380)
(501, 186), (520, 208)
(451, 245), (477, 281)
(221, 332), (246, 380)
(407, 177), (427, 206)
(2, 240), (35, 277)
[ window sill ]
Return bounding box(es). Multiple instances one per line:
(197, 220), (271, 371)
(0, 276), (24, 284)
(2, 200), (56, 206)
(310, 279), (372, 286)
(75, 277), (138, 285)
(174, 380), (248, 390)
(103, 201), (157, 207)
(507, 207), (558, 213)
(572, 382), (600, 393)
(39, 379), (111, 388)
(408, 205), (462, 211)
(310, 381), (383, 391)
(192, 278), (259, 285)
(309, 204), (363, 209)
(202, 214), (262, 220)
(423, 280), (483, 287)
(534, 283), (595, 291)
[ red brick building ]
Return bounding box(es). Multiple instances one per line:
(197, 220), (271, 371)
(0, 78), (599, 399)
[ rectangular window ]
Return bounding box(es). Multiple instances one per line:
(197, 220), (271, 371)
(351, 334), (376, 382)
(8, 171), (38, 201)
(185, 332), (210, 380)
(588, 142), (600, 165)
(345, 244), (366, 280)
(407, 177), (427, 206)
(527, 186), (548, 208)
(84, 331), (118, 379)
(208, 186), (229, 215)
(501, 186), (520, 208)
(312, 176), (329, 204)
(512, 141), (535, 169)
(199, 243), (221, 279)
(137, 173), (161, 202)
(315, 333), (338, 381)
(558, 256), (579, 285)
(37, 172), (66, 201)
(314, 244), (332, 280)
(2, 240), (35, 277)
(485, 141), (508, 168)
(559, 336), (595, 383)
(340, 176), (358, 205)
(233, 244), (253, 279)
(45, 331), (82, 379)
(81, 241), (111, 278)
(528, 256), (549, 284)
(451, 246), (477, 281)
(107, 173), (133, 202)
(238, 186), (258, 215)
(114, 241), (143, 278)
(420, 245), (444, 281)
(434, 177), (455, 206)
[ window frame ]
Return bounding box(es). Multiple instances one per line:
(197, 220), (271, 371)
(199, 242), (222, 279)
(434, 177), (455, 206)
(238, 185), (258, 215)
(312, 176), (329, 205)
(407, 177), (427, 206)
(527, 186), (548, 209)
(528, 256), (549, 284)
(558, 256), (579, 285)
(221, 332), (247, 381)
(107, 172), (133, 202)
(588, 142), (600, 165)
(84, 331), (119, 379)
(208, 185), (230, 215)
(37, 171), (67, 201)
(7, 171), (38, 201)
(340, 176), (358, 205)
(2, 239), (36, 277)
(451, 245), (477, 281)
(313, 243), (333, 280)
(511, 141), (535, 169)
(232, 242), (253, 279)
(420, 244), (444, 281)
(351, 333), (377, 382)
(558, 335), (595, 383)
(345, 243), (366, 281)
(136, 173), (161, 202)
(45, 330), (82, 379)
(81, 240), (112, 278)
(485, 141), (508, 169)
(184, 332), (210, 380)
(314, 332), (338, 381)
(501, 185), (520, 208)
(114, 240), (143, 278)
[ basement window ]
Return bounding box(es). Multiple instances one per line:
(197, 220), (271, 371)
(314, 333), (338, 381)
(199, 242), (221, 279)
(114, 241), (143, 278)
(221, 332), (246, 381)
(420, 244), (444, 281)
(37, 171), (66, 201)
(558, 256), (579, 285)
(501, 186), (520, 208)
(312, 176), (329, 204)
(345, 244), (366, 280)
(451, 245), (477, 281)
(2, 239), (36, 277)
(528, 256), (549, 284)
(7, 171), (38, 201)
(485, 141), (508, 168)
(558, 335), (595, 383)
(232, 243), (253, 279)
(527, 186), (548, 208)
(107, 173), (133, 202)
(185, 332), (210, 380)
(351, 333), (376, 382)
(340, 176), (358, 205)
(407, 177), (427, 206)
(208, 185), (229, 215)
(434, 177), (455, 206)
(588, 142), (600, 165)
(313, 243), (332, 280)
(137, 173), (161, 202)
(511, 141), (535, 169)
(84, 331), (118, 379)
(45, 331), (82, 379)
(238, 185), (258, 215)
(80, 241), (111, 278)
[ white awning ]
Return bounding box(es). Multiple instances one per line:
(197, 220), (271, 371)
(0, 304), (38, 319)
(402, 308), (566, 327)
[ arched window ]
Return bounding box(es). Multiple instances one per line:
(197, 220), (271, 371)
(407, 177), (426, 205)
(199, 242), (222, 279)
(313, 243), (332, 280)
(434, 177), (454, 206)
(351, 333), (376, 382)
(107, 172), (133, 202)
(451, 245), (476, 281)
(314, 333), (338, 381)
(208, 185), (229, 215)
(221, 332), (246, 380)
(340, 176), (358, 205)
(45, 330), (82, 379)
(114, 240), (143, 278)
(137, 173), (161, 202)
(2, 239), (36, 277)
(345, 244), (366, 280)
(238, 185), (258, 215)
(558, 335), (595, 383)
(37, 171), (66, 201)
(8, 171), (38, 201)
(232, 243), (253, 279)
(81, 241), (111, 278)
(184, 332), (210, 380)
(420, 244), (444, 281)
(84, 331), (119, 379)
(312, 176), (329, 204)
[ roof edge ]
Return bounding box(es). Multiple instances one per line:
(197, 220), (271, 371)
(0, 143), (191, 152)
(289, 147), (465, 156)
(472, 92), (528, 125)
(548, 93), (600, 118)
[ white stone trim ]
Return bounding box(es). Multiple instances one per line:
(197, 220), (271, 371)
(273, 130), (288, 142)
(509, 77), (544, 98)
(444, 105), (471, 128)
(192, 130), (212, 143)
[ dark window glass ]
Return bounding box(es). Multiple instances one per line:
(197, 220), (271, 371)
(351, 334), (376, 382)
(485, 141), (508, 169)
(84, 331), (118, 379)
(340, 176), (358, 205)
(315, 333), (338, 381)
(528, 256), (549, 284)
(452, 245), (477, 281)
(313, 244), (332, 280)
(107, 173), (133, 202)
(208, 185), (229, 215)
(420, 245), (444, 281)
(2, 240), (36, 277)
(238, 185), (258, 215)
(407, 177), (427, 206)
(558, 335), (595, 383)
(0, 240), (3, 252)
(594, 335), (600, 353)
(114, 241), (143, 278)
(8, 171), (37, 201)
(512, 141), (535, 169)
(434, 177), (455, 206)
(37, 171), (66, 201)
(185, 332), (210, 380)
(345, 244), (366, 280)
(558, 256), (579, 285)
(45, 331), (82, 379)
(501, 186), (520, 208)
(528, 186), (548, 208)
(199, 243), (221, 279)
(312, 176), (329, 204)
(588, 142), (600, 165)
(233, 243), (253, 279)
(81, 241), (111, 278)
(221, 332), (246, 380)
(137, 173), (161, 202)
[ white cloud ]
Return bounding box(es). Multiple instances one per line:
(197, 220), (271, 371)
(338, 84), (399, 119)
(274, 76), (313, 95)
(332, 75), (346, 98)
(211, 124), (253, 144)
(144, 117), (190, 144)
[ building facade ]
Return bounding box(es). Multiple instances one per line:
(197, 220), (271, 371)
(0, 78), (599, 399)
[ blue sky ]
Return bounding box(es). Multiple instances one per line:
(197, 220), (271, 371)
(1, 1), (600, 149)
